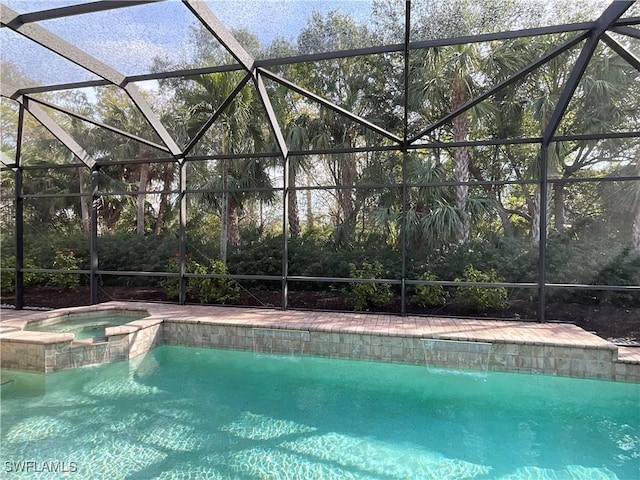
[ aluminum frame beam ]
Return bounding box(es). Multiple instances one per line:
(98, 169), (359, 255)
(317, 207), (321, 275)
(21, 97), (96, 169)
(27, 96), (172, 153)
(612, 25), (640, 40)
(1, 4), (125, 84)
(542, 1), (634, 144)
(181, 0), (254, 72)
(183, 72), (253, 156)
(14, 106), (24, 309)
(254, 72), (289, 158)
(6, 18), (635, 97)
(259, 68), (403, 145)
(3, 1), (161, 26)
(1, 3), (182, 157)
(602, 32), (640, 72)
(408, 31), (589, 144)
(123, 85), (182, 156)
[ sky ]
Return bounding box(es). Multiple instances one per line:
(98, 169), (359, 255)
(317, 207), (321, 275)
(2, 0), (635, 89)
(2, 0), (374, 87)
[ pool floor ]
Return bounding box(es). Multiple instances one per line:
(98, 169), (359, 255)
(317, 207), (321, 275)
(1, 346), (638, 479)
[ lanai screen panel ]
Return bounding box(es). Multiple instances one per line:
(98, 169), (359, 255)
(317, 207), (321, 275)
(0, 0), (638, 317)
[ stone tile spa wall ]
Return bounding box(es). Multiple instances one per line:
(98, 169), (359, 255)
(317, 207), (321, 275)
(0, 305), (163, 372)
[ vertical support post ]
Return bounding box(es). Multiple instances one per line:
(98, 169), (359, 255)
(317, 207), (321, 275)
(90, 166), (99, 304)
(14, 168), (24, 309)
(89, 166), (100, 305)
(179, 160), (187, 304)
(14, 105), (25, 310)
(400, 0), (411, 316)
(537, 144), (549, 322)
(282, 153), (290, 310)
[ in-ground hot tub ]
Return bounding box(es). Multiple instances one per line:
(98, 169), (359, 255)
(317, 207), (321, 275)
(0, 304), (164, 372)
(25, 310), (149, 340)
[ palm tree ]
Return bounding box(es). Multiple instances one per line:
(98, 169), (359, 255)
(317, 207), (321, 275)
(284, 116), (310, 238)
(93, 90), (166, 235)
(295, 11), (380, 245)
(183, 72), (273, 263)
(409, 43), (488, 243)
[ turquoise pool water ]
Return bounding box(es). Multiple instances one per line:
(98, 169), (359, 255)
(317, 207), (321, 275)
(1, 346), (638, 479)
(25, 312), (148, 339)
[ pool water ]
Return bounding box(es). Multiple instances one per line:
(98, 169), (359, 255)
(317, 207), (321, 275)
(25, 313), (148, 339)
(1, 346), (638, 479)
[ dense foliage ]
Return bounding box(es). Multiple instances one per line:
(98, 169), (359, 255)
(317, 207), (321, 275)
(1, 0), (638, 312)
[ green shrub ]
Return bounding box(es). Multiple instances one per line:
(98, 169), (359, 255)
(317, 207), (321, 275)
(47, 249), (81, 289)
(190, 258), (240, 304)
(413, 272), (447, 307)
(454, 265), (508, 311)
(590, 248), (640, 306)
(98, 233), (176, 273)
(162, 254), (181, 300)
(1, 255), (40, 293)
(163, 255), (239, 304)
(349, 260), (392, 311)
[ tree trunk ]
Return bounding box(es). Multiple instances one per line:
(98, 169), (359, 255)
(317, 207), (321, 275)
(103, 197), (124, 233)
(306, 172), (314, 230)
(154, 163), (174, 235)
(531, 186), (552, 245)
(137, 163), (149, 236)
(77, 167), (90, 234)
(451, 76), (470, 243)
(337, 151), (357, 237)
(496, 199), (514, 237)
(288, 190), (301, 238)
(505, 146), (536, 220)
(220, 158), (229, 264)
(553, 181), (565, 234)
(288, 168), (301, 238)
(339, 163), (356, 223)
(633, 202), (640, 252)
(228, 200), (240, 247)
(469, 161), (513, 237)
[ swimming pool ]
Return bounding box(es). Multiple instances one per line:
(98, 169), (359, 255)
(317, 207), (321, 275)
(24, 312), (149, 340)
(1, 346), (638, 479)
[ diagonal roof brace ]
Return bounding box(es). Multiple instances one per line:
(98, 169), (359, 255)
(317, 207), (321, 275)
(259, 68), (403, 145)
(123, 85), (183, 156)
(4, 0), (161, 26)
(542, 1), (635, 144)
(407, 31), (590, 144)
(612, 25), (640, 40)
(602, 32), (640, 72)
(254, 72), (289, 158)
(22, 98), (96, 169)
(182, 0), (255, 72)
(0, 150), (16, 168)
(1, 3), (182, 157)
(1, 3), (126, 85)
(184, 72), (254, 156)
(27, 96), (172, 154)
